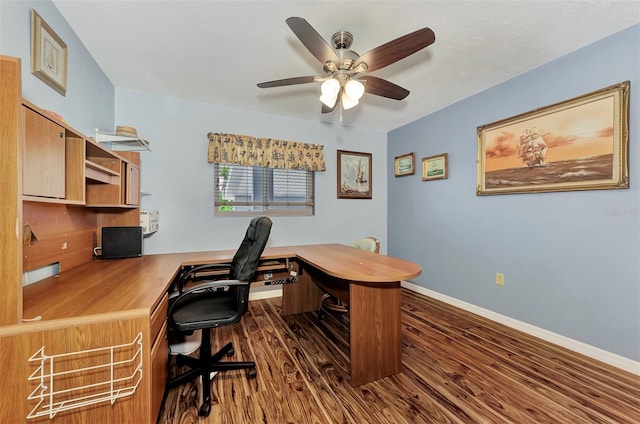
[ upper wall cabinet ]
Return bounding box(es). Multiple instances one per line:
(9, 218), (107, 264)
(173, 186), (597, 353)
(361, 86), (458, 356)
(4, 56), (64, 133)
(22, 104), (85, 204)
(21, 101), (140, 208)
(23, 107), (65, 199)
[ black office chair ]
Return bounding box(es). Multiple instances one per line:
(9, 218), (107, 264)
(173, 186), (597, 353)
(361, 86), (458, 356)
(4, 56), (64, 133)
(166, 216), (272, 417)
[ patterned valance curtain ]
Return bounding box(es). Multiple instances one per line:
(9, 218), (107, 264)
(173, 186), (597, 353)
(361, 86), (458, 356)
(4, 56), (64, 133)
(207, 132), (326, 171)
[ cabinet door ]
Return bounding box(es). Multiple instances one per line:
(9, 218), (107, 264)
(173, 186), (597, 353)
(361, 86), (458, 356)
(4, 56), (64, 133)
(23, 107), (66, 198)
(124, 162), (140, 205)
(150, 322), (168, 422)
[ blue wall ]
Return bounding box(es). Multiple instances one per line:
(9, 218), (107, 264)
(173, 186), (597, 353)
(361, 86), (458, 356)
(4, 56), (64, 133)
(0, 0), (389, 258)
(114, 87), (388, 256)
(388, 25), (640, 361)
(0, 0), (114, 136)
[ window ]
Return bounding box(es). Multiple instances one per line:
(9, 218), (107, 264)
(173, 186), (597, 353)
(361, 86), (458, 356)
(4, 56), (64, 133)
(214, 164), (314, 216)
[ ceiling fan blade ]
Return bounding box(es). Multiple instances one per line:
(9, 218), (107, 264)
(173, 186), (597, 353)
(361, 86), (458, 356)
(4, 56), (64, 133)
(257, 76), (317, 88)
(360, 76), (410, 100)
(354, 27), (435, 72)
(286, 17), (340, 65)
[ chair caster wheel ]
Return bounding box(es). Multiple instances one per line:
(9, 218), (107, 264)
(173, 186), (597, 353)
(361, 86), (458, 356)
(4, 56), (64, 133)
(247, 367), (257, 379)
(199, 403), (212, 417)
(227, 348), (235, 356)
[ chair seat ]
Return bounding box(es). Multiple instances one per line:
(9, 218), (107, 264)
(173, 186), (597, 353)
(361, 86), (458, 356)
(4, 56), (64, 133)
(171, 295), (237, 332)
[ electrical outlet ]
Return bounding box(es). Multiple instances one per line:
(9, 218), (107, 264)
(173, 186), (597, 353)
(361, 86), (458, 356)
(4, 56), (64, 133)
(496, 272), (505, 286)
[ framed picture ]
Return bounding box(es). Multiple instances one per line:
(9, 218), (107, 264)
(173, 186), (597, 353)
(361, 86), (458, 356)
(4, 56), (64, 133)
(477, 81), (629, 195)
(422, 153), (448, 181)
(31, 9), (68, 96)
(394, 153), (415, 177)
(337, 150), (372, 199)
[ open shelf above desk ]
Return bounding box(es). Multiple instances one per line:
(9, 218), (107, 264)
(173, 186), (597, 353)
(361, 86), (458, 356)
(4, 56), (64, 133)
(85, 159), (120, 184)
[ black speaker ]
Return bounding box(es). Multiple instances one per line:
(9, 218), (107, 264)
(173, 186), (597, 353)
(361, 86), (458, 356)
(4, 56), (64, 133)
(100, 226), (143, 259)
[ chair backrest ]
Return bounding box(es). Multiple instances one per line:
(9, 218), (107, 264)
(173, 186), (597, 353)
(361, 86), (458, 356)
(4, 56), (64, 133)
(231, 216), (273, 281)
(351, 237), (380, 253)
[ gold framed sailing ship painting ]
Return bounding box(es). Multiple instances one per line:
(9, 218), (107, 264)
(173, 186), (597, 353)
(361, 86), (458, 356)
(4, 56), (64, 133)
(476, 81), (629, 195)
(337, 150), (372, 199)
(422, 153), (448, 181)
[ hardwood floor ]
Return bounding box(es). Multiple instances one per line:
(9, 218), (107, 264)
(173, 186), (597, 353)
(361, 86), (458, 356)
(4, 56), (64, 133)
(158, 289), (640, 423)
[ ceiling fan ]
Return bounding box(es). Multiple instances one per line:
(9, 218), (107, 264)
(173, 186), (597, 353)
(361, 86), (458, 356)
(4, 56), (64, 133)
(257, 17), (435, 115)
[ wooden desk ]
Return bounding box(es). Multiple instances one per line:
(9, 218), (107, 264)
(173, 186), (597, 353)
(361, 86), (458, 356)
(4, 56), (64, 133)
(0, 244), (420, 422)
(280, 244), (422, 385)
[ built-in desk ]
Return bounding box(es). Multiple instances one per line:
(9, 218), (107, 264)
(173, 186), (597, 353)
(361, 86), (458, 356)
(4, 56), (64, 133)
(280, 244), (422, 386)
(0, 244), (420, 423)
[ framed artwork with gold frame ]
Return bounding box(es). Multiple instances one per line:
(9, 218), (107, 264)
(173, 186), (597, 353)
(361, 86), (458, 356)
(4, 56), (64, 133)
(31, 9), (68, 96)
(394, 153), (415, 177)
(422, 153), (448, 181)
(476, 81), (629, 195)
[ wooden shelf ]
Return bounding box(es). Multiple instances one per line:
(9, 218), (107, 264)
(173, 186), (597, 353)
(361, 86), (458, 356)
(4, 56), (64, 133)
(22, 196), (85, 206)
(85, 160), (120, 184)
(86, 204), (138, 209)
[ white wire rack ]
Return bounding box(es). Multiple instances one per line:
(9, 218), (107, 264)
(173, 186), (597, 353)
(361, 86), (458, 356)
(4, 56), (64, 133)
(27, 332), (143, 420)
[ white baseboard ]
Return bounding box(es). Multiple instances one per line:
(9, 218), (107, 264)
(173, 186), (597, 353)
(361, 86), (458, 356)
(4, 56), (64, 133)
(248, 282), (639, 375)
(402, 281), (640, 376)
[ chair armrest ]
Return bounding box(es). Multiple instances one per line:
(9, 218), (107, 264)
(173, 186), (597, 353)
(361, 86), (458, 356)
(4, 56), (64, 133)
(184, 279), (248, 293)
(171, 279), (248, 301)
(176, 263), (233, 293)
(186, 263), (232, 274)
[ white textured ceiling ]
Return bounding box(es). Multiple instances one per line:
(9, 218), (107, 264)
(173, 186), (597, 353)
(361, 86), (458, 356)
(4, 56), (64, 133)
(52, 0), (639, 132)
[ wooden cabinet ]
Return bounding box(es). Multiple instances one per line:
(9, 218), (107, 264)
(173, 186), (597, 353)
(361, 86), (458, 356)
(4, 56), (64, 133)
(124, 162), (141, 206)
(22, 103), (86, 204)
(0, 316), (151, 423)
(1, 55), (161, 423)
(22, 106), (66, 198)
(21, 102), (141, 209)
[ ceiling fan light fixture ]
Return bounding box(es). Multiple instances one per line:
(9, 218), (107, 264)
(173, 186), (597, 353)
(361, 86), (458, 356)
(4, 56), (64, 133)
(341, 93), (359, 110)
(320, 78), (340, 97)
(319, 93), (338, 108)
(344, 79), (365, 101)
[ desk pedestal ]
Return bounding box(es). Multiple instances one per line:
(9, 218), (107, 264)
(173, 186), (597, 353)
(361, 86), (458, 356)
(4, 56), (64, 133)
(282, 263), (402, 386)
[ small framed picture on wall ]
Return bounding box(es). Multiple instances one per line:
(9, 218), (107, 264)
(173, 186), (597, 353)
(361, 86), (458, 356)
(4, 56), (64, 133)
(394, 153), (415, 177)
(31, 9), (68, 96)
(422, 153), (448, 181)
(337, 150), (372, 199)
